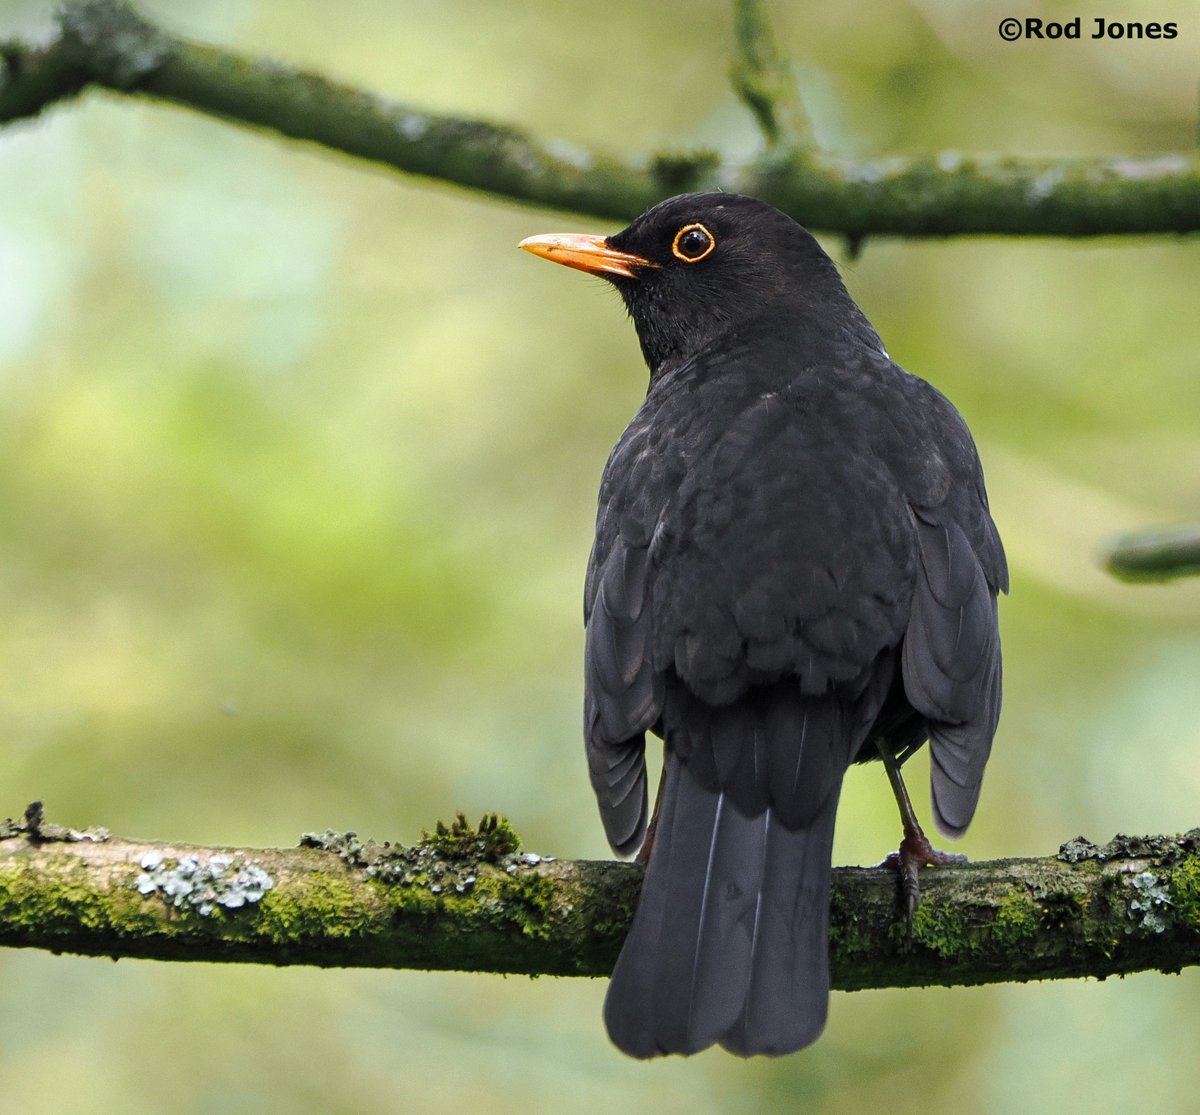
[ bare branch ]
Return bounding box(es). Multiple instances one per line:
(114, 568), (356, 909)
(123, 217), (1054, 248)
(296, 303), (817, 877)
(2, 807), (1198, 989)
(1104, 525), (1200, 582)
(1, 2), (1197, 236)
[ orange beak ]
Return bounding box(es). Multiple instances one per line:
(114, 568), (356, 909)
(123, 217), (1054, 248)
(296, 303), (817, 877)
(518, 232), (655, 280)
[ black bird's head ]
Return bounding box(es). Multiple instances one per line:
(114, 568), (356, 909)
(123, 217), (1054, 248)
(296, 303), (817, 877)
(520, 192), (880, 376)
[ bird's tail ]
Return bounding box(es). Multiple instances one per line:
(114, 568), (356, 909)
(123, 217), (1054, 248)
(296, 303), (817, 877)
(603, 751), (839, 1058)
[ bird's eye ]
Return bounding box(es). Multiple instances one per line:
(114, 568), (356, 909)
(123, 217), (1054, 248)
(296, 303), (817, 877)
(672, 223), (716, 263)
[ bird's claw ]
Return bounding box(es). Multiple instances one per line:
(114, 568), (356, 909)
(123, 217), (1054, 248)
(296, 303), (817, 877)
(881, 830), (968, 939)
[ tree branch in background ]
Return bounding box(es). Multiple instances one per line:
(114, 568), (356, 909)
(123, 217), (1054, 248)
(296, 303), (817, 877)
(2, 805), (1198, 989)
(1104, 525), (1200, 582)
(0, 1), (1197, 236)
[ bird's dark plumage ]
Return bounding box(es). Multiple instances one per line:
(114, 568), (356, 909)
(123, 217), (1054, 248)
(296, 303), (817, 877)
(520, 193), (1007, 1058)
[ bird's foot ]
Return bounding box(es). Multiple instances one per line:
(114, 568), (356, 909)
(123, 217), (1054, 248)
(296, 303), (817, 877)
(881, 830), (968, 936)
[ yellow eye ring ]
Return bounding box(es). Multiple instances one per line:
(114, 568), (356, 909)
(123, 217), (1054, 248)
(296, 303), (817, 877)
(671, 223), (716, 263)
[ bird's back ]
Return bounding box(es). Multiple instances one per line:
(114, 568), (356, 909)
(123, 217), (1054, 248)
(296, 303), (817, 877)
(587, 333), (1003, 1056)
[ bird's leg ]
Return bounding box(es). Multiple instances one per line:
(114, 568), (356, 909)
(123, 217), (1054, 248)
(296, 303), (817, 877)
(877, 743), (967, 930)
(635, 765), (667, 866)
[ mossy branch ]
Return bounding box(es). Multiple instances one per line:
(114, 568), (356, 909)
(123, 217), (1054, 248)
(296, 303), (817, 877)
(2, 805), (1198, 988)
(1, 1), (1198, 236)
(1103, 524), (1200, 582)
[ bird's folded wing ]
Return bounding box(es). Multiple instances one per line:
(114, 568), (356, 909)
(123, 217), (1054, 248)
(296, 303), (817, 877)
(584, 534), (661, 854)
(902, 505), (1003, 836)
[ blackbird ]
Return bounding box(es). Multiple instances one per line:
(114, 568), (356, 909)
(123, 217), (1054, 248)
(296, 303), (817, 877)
(519, 193), (1007, 1058)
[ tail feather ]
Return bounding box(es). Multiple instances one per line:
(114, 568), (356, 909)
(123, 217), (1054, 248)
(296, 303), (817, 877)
(605, 752), (839, 1058)
(725, 792), (837, 1055)
(651, 783), (766, 1053)
(602, 760), (679, 1058)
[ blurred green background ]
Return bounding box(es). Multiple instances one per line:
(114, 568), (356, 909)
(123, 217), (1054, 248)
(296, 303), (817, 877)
(2, 0), (1198, 1110)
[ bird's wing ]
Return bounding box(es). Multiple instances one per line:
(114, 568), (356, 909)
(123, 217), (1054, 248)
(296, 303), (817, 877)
(900, 391), (1008, 837)
(584, 532), (659, 854)
(583, 423), (672, 855)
